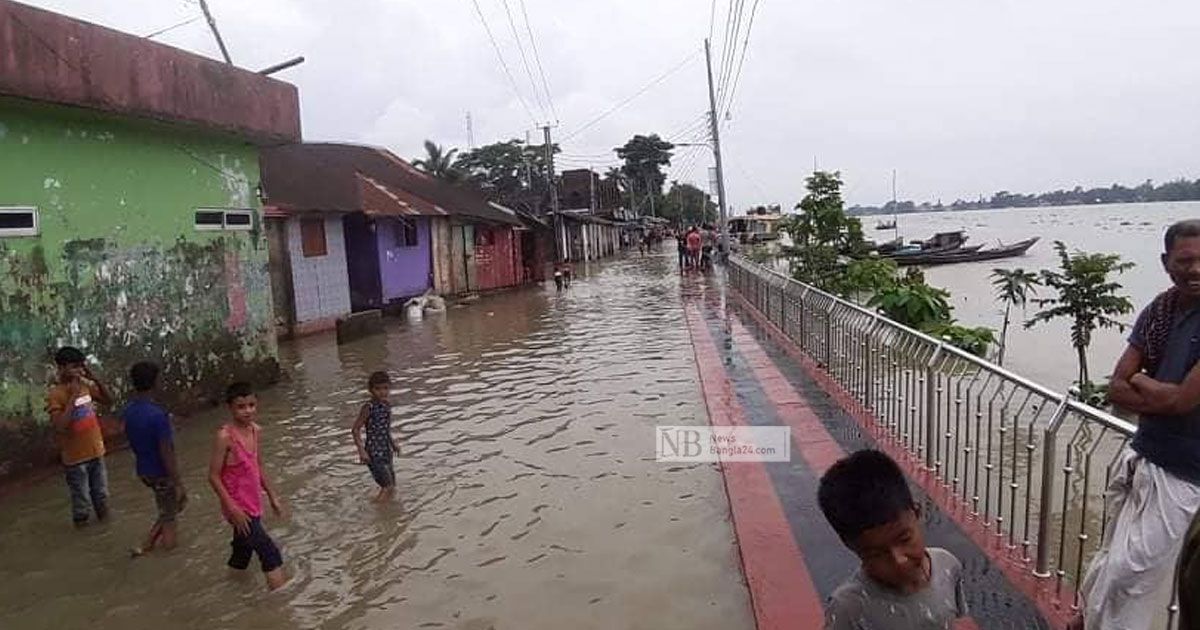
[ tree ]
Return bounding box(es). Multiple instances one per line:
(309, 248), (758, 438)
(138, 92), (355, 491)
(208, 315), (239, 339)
(615, 134), (675, 211)
(1026, 241), (1135, 392)
(991, 268), (1040, 366)
(781, 171), (868, 291)
(412, 140), (461, 182)
(453, 139), (558, 212)
(661, 181), (717, 226)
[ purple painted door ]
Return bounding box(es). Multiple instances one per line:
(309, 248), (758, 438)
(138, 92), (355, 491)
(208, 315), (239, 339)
(376, 217), (432, 302)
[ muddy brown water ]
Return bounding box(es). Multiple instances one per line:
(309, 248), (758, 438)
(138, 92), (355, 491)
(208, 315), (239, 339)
(0, 250), (753, 630)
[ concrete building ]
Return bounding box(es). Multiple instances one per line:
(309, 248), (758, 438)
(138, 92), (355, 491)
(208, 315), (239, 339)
(0, 1), (300, 477)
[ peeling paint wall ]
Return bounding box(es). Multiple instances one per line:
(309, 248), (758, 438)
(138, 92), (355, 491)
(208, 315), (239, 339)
(0, 98), (278, 479)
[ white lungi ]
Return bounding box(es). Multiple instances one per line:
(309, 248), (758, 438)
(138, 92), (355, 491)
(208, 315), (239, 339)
(1082, 448), (1200, 630)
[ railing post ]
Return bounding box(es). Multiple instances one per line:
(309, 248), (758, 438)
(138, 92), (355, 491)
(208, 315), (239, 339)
(864, 316), (878, 413)
(924, 344), (944, 470)
(1034, 398), (1071, 578)
(799, 287), (809, 350)
(824, 302), (835, 368)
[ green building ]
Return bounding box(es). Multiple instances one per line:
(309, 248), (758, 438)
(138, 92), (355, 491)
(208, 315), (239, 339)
(0, 1), (301, 478)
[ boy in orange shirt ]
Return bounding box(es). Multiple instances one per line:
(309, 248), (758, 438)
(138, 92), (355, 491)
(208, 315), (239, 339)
(47, 346), (113, 526)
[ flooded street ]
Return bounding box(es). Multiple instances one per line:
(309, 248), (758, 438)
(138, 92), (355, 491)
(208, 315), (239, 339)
(0, 249), (753, 630)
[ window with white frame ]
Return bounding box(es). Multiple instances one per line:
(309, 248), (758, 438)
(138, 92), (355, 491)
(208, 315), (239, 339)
(0, 207), (40, 237)
(195, 208), (255, 231)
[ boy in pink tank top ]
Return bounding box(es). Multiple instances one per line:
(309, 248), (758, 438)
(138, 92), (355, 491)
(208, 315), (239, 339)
(207, 382), (287, 590)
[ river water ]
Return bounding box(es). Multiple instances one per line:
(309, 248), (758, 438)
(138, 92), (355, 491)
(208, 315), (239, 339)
(881, 201), (1199, 390)
(0, 252), (753, 630)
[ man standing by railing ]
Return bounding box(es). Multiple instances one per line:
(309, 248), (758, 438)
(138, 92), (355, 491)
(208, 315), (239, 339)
(1079, 219), (1200, 630)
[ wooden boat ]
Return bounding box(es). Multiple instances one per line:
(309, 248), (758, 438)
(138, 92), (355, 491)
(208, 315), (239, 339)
(875, 219), (896, 230)
(894, 237), (1039, 267)
(881, 231), (972, 258)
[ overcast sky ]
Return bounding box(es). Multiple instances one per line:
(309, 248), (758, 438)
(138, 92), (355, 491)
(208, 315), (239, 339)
(24, 0), (1200, 209)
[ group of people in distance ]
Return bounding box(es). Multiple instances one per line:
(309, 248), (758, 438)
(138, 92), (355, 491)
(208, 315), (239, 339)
(47, 349), (400, 591)
(817, 220), (1200, 630)
(677, 224), (717, 271)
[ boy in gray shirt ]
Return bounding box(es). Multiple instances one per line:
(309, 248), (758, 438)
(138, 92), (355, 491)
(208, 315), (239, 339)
(818, 450), (968, 629)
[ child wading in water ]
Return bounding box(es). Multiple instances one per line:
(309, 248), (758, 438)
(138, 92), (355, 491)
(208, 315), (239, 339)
(47, 346), (113, 527)
(352, 371), (399, 502)
(207, 382), (287, 590)
(123, 361), (187, 556)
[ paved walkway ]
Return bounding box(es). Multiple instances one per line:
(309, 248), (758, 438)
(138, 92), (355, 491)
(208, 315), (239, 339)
(683, 277), (1069, 630)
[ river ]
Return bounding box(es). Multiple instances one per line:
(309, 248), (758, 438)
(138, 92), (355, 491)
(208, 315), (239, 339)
(878, 201), (1198, 390)
(0, 252), (753, 630)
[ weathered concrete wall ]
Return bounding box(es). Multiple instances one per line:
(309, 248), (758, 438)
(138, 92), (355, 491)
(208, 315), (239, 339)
(286, 214), (351, 328)
(0, 98), (278, 479)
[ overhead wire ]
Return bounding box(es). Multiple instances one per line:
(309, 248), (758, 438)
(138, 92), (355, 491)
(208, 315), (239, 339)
(719, 0), (764, 116)
(499, 0), (548, 119)
(559, 50), (701, 143)
(518, 0), (558, 122)
(715, 0), (746, 107)
(470, 0), (539, 126)
(144, 15), (203, 39)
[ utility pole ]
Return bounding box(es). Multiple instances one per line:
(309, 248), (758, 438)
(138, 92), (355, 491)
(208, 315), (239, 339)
(543, 125), (563, 260)
(198, 0), (233, 64)
(589, 167), (597, 215)
(704, 39), (730, 256)
(646, 176), (656, 217)
(466, 112), (475, 149)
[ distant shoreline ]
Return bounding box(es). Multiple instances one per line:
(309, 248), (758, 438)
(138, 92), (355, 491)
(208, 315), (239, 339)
(847, 198), (1200, 218)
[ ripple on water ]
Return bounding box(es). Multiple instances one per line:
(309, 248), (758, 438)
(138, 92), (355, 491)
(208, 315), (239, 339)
(0, 252), (752, 630)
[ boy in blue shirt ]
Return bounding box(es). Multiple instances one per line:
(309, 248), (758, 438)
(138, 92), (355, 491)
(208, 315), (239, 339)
(123, 361), (186, 555)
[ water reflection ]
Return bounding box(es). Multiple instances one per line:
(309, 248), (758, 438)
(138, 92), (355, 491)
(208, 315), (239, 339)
(0, 248), (752, 630)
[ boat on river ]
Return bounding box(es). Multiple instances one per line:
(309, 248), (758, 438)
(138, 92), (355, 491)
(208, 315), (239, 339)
(879, 230), (970, 257)
(893, 237), (1040, 266)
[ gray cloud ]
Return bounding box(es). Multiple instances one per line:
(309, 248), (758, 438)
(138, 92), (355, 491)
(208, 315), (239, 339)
(23, 0), (1200, 208)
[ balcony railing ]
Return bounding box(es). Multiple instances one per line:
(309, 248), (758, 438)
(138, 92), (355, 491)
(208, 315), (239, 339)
(726, 256), (1170, 625)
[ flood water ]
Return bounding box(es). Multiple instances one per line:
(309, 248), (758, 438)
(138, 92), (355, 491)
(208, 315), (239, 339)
(885, 201), (1199, 390)
(0, 251), (753, 630)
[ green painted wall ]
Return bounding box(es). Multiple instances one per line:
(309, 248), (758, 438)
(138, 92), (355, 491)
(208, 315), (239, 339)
(0, 98), (278, 478)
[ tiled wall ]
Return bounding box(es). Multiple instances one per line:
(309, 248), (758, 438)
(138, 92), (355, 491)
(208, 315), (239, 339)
(287, 215), (351, 324)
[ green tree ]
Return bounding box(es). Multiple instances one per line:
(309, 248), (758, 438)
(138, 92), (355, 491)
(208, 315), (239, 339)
(453, 139), (558, 211)
(1026, 241), (1135, 391)
(412, 140), (461, 182)
(781, 171), (868, 291)
(990, 268), (1040, 366)
(662, 181), (717, 226)
(616, 134), (675, 212)
(868, 280), (952, 329)
(836, 256), (898, 301)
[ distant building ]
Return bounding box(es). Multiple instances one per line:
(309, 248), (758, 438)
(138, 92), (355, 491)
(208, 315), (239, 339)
(0, 0), (299, 476)
(260, 143), (549, 336)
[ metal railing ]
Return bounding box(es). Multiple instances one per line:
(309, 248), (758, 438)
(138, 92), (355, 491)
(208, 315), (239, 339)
(727, 256), (1155, 621)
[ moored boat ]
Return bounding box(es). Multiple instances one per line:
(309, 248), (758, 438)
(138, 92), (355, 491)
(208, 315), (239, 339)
(894, 237), (1040, 266)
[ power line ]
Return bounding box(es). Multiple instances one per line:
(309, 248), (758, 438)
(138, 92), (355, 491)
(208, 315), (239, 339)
(144, 15), (202, 39)
(470, 0), (539, 126)
(559, 51), (700, 143)
(518, 0), (558, 122)
(720, 0), (764, 116)
(499, 0), (548, 119)
(716, 0), (746, 105)
(667, 115), (712, 143)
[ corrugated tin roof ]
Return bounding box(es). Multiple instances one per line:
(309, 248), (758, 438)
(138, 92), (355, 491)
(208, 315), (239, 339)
(260, 143), (522, 226)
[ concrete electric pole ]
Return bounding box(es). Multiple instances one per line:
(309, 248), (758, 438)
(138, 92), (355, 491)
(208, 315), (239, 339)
(543, 125), (563, 260)
(703, 39), (730, 257)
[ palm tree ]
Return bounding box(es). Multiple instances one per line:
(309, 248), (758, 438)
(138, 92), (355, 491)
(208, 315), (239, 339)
(991, 268), (1039, 366)
(413, 140), (460, 181)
